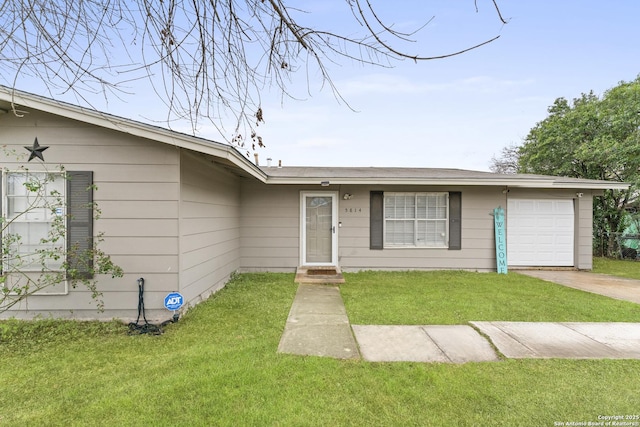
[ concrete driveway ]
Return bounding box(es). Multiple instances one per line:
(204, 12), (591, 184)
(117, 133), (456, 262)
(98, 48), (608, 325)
(515, 270), (640, 304)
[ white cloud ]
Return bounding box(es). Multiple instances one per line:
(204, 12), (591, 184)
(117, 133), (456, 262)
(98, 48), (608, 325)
(458, 76), (535, 93)
(339, 73), (451, 96)
(338, 73), (535, 97)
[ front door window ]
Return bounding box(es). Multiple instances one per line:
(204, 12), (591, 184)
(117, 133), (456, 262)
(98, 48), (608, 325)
(301, 192), (337, 265)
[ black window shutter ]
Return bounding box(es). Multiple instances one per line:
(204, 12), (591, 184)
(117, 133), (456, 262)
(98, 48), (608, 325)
(370, 191), (384, 250)
(67, 171), (94, 279)
(449, 192), (462, 250)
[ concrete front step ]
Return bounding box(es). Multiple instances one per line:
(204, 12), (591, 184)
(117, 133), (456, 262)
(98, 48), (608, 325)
(294, 266), (345, 284)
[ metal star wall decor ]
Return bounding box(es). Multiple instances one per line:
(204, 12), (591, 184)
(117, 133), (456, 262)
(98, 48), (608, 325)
(24, 137), (49, 162)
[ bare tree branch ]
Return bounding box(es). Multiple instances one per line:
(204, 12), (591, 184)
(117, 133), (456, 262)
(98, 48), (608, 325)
(489, 143), (520, 174)
(0, 0), (507, 153)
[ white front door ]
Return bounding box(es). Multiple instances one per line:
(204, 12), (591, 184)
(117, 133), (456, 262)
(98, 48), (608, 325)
(301, 192), (338, 265)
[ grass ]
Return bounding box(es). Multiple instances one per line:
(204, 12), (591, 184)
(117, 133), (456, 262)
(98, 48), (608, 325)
(1, 271), (640, 426)
(340, 270), (640, 324)
(593, 256), (640, 280)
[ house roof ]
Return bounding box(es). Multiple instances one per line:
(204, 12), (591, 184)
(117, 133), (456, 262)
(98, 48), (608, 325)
(261, 166), (630, 190)
(0, 85), (629, 191)
(0, 85), (266, 181)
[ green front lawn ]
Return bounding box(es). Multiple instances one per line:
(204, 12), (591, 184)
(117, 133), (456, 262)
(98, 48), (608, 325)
(1, 272), (639, 426)
(593, 257), (640, 280)
(340, 270), (640, 324)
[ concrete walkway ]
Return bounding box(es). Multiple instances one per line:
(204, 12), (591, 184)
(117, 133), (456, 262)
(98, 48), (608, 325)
(352, 324), (500, 363)
(516, 270), (640, 304)
(278, 279), (640, 363)
(277, 284), (359, 359)
(472, 321), (640, 359)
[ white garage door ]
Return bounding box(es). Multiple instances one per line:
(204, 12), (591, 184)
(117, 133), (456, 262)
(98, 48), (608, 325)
(507, 199), (574, 267)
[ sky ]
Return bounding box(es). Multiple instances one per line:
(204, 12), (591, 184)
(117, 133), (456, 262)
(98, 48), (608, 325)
(247, 1), (640, 171)
(8, 0), (640, 171)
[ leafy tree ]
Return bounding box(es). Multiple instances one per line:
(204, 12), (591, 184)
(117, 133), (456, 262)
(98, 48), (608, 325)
(492, 76), (640, 256)
(1, 153), (123, 313)
(0, 0), (506, 150)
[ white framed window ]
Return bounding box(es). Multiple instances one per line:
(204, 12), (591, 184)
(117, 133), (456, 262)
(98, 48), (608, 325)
(3, 171), (66, 272)
(384, 192), (449, 248)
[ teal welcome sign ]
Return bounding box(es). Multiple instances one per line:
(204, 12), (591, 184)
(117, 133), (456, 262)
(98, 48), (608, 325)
(494, 207), (508, 274)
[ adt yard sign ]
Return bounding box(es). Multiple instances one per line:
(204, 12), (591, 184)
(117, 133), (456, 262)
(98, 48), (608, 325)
(164, 292), (184, 311)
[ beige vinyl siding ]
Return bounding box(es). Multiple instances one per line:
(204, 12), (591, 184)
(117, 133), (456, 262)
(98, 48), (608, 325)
(240, 181), (301, 271)
(178, 151), (241, 303)
(239, 183), (506, 271)
(238, 184), (594, 272)
(575, 192), (594, 269)
(0, 109), (180, 320)
(338, 185), (499, 271)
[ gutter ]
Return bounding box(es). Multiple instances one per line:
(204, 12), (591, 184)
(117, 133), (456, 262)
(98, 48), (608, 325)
(263, 176), (631, 190)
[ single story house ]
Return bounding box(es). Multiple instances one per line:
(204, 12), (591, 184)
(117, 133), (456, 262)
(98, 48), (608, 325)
(0, 87), (628, 320)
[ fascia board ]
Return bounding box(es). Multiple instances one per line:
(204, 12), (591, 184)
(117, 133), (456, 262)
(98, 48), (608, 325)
(264, 176), (630, 190)
(550, 182), (630, 190)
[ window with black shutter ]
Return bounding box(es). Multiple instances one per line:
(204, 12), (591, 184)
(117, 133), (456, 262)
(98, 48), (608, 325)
(370, 191), (462, 250)
(66, 171), (94, 279)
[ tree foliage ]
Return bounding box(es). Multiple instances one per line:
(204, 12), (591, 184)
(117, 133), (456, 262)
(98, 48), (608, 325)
(0, 0), (505, 149)
(492, 76), (640, 256)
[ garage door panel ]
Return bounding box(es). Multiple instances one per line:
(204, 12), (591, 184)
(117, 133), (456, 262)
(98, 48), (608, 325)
(536, 234), (554, 245)
(557, 248), (573, 258)
(538, 218), (554, 227)
(556, 235), (574, 245)
(556, 203), (574, 214)
(556, 218), (574, 228)
(536, 201), (554, 213)
(507, 199), (574, 267)
(516, 200), (535, 209)
(536, 252), (556, 263)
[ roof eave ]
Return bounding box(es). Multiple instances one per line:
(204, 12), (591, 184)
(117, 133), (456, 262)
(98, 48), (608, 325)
(0, 86), (268, 182)
(265, 176), (630, 190)
(550, 181), (630, 190)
